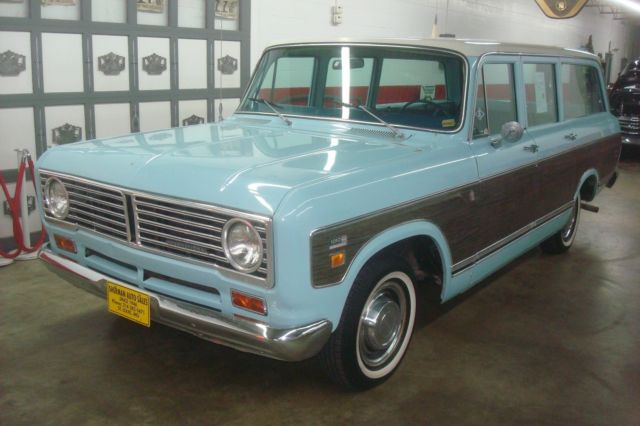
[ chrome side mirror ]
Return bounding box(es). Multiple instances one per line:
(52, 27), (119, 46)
(489, 121), (524, 148)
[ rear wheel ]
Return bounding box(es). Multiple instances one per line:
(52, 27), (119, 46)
(540, 195), (581, 254)
(320, 257), (416, 389)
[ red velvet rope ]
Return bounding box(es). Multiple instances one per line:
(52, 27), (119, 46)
(0, 157), (46, 259)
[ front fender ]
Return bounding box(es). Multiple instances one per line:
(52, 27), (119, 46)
(332, 220), (454, 312)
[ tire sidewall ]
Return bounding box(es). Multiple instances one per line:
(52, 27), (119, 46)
(339, 259), (417, 387)
(355, 270), (416, 379)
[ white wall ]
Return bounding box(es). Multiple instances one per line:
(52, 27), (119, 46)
(251, 0), (638, 82)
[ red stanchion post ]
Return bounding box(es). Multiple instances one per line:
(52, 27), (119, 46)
(0, 149), (46, 266)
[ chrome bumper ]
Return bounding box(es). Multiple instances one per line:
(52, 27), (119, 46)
(39, 246), (332, 362)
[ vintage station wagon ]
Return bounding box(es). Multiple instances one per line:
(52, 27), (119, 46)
(37, 39), (620, 389)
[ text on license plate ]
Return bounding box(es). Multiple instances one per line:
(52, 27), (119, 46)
(107, 282), (151, 327)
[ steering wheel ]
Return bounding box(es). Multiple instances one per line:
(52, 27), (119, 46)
(401, 99), (440, 112)
(323, 96), (364, 107)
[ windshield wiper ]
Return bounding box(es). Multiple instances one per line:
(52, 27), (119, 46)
(248, 97), (292, 126)
(333, 100), (405, 140)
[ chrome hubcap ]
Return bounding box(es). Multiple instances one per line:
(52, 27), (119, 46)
(562, 199), (579, 242)
(358, 281), (407, 369)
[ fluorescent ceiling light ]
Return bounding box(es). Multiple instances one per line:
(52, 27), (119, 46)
(464, 41), (501, 45)
(609, 0), (640, 14)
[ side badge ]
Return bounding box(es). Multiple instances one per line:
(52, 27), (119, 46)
(329, 234), (348, 250)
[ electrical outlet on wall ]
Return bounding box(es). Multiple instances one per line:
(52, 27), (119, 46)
(332, 5), (343, 25)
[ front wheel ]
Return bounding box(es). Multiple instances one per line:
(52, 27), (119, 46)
(540, 195), (581, 254)
(320, 257), (416, 389)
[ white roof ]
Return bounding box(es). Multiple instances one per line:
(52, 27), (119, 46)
(267, 37), (597, 60)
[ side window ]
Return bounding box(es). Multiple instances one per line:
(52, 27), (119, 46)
(474, 63), (517, 138)
(523, 63), (558, 127)
(257, 57), (315, 106)
(562, 64), (605, 119)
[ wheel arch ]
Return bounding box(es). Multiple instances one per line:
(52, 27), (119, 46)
(339, 220), (453, 302)
(577, 168), (599, 202)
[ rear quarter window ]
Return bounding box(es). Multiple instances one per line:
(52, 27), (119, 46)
(562, 64), (605, 119)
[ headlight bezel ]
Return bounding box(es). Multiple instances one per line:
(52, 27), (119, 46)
(43, 177), (70, 219)
(222, 218), (265, 273)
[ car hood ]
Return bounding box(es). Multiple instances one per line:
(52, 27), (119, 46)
(37, 116), (418, 216)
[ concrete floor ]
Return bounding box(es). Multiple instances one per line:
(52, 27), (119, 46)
(1, 150), (639, 426)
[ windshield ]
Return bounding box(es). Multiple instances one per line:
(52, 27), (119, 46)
(238, 45), (466, 131)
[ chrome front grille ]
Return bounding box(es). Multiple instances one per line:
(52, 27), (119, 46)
(39, 171), (271, 284)
(132, 195), (269, 279)
(40, 172), (129, 241)
(619, 116), (640, 135)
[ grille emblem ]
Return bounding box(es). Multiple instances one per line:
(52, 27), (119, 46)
(165, 239), (209, 255)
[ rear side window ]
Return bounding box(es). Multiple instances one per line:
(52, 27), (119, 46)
(473, 63), (517, 138)
(562, 64), (605, 119)
(523, 63), (558, 127)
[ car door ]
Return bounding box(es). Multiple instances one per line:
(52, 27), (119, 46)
(521, 57), (577, 219)
(468, 55), (541, 260)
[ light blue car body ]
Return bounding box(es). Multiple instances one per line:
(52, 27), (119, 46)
(36, 47), (619, 334)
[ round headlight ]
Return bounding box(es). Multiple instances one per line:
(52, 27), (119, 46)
(222, 218), (264, 273)
(44, 177), (70, 219)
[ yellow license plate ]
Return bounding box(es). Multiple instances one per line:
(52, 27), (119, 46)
(107, 282), (151, 327)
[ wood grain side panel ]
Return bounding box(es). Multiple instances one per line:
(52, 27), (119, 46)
(310, 165), (537, 287)
(537, 147), (576, 218)
(310, 185), (477, 287)
(310, 134), (620, 287)
(579, 134), (621, 184)
(471, 163), (539, 257)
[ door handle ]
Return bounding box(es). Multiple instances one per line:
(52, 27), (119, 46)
(523, 144), (539, 153)
(564, 133), (577, 141)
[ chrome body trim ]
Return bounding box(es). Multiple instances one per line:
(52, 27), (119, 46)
(451, 200), (574, 275)
(39, 169), (274, 288)
(40, 246), (331, 362)
(237, 42), (469, 135)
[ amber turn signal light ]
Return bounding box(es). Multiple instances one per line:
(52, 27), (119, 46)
(231, 290), (267, 316)
(330, 251), (346, 269)
(54, 234), (76, 253)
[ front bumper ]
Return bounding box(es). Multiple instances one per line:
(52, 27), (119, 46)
(40, 246), (332, 362)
